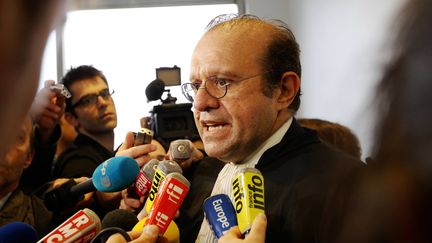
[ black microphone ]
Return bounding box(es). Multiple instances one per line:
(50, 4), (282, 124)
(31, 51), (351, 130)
(145, 79), (165, 102)
(89, 209), (139, 243)
(101, 209), (138, 231)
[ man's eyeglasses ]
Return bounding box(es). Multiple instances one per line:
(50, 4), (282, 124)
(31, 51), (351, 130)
(181, 72), (271, 102)
(71, 89), (114, 109)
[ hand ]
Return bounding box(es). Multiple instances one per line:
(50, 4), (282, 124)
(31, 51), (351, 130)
(116, 132), (157, 167)
(106, 225), (159, 243)
(218, 214), (267, 243)
(30, 80), (66, 143)
(45, 177), (94, 212)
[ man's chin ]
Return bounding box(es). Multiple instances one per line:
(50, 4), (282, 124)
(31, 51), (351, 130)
(205, 147), (224, 158)
(205, 145), (232, 162)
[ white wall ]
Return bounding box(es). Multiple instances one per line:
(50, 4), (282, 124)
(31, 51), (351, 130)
(245, 0), (405, 159)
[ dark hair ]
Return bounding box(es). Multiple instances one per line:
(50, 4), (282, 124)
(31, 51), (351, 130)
(298, 118), (362, 159)
(206, 14), (302, 112)
(61, 65), (108, 112)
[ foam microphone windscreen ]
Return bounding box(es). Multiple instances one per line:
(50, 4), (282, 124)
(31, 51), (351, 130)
(169, 139), (192, 160)
(0, 222), (38, 243)
(101, 209), (139, 231)
(145, 79), (165, 102)
(92, 156), (140, 192)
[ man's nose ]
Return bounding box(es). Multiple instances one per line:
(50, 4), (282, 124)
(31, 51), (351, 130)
(193, 86), (219, 112)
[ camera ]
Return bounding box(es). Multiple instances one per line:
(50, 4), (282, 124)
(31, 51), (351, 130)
(145, 66), (199, 145)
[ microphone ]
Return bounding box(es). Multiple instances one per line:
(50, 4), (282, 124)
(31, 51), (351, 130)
(131, 172), (189, 243)
(203, 194), (238, 238)
(145, 172), (190, 235)
(144, 160), (182, 213)
(44, 156), (140, 211)
(37, 208), (101, 243)
(133, 218), (179, 243)
(126, 159), (159, 199)
(169, 139), (192, 160)
(101, 209), (139, 231)
(232, 168), (265, 236)
(89, 209), (139, 243)
(0, 222), (38, 243)
(145, 79), (165, 102)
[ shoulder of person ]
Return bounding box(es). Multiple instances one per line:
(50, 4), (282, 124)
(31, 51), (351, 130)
(52, 146), (101, 178)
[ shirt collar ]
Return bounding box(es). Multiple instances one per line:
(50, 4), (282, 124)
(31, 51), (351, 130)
(239, 117), (293, 167)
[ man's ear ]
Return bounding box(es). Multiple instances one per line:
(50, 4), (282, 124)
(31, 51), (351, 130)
(276, 71), (300, 110)
(64, 112), (79, 129)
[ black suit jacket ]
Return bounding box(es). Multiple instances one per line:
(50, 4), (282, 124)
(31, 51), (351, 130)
(176, 118), (364, 242)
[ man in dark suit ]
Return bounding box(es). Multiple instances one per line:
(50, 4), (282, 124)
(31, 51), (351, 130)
(177, 14), (365, 243)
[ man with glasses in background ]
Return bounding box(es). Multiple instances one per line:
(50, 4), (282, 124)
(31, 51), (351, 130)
(176, 14), (365, 242)
(53, 65), (117, 179)
(52, 65), (120, 220)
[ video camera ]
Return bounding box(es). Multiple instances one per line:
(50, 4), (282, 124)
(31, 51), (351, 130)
(145, 66), (199, 146)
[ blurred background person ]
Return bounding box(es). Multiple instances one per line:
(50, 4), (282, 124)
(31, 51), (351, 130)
(0, 115), (54, 236)
(338, 0), (432, 242)
(298, 118), (362, 159)
(0, 0), (65, 162)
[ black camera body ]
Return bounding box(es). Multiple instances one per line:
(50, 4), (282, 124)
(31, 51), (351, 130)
(150, 103), (199, 144)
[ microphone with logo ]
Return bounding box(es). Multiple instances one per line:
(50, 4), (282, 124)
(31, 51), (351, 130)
(37, 208), (101, 243)
(232, 167), (265, 236)
(0, 222), (38, 243)
(203, 194), (238, 239)
(144, 160), (182, 214)
(126, 159), (159, 199)
(44, 156), (140, 212)
(133, 172), (190, 243)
